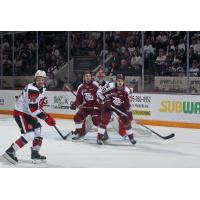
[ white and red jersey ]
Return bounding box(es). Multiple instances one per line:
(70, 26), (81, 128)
(15, 83), (47, 119)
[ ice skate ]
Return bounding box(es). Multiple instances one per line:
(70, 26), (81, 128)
(72, 135), (84, 142)
(128, 134), (136, 145)
(31, 148), (46, 164)
(3, 146), (18, 165)
(97, 133), (104, 145)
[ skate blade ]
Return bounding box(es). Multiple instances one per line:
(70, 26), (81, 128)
(72, 138), (85, 142)
(31, 159), (47, 164)
(2, 153), (17, 165)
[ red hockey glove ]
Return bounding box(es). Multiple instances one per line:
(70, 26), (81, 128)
(45, 114), (56, 126)
(70, 102), (77, 110)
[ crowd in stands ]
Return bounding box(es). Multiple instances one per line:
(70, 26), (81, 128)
(1, 31), (200, 80)
(144, 31), (187, 76)
(0, 32), (67, 76)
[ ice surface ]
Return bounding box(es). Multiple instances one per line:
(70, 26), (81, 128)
(0, 114), (200, 168)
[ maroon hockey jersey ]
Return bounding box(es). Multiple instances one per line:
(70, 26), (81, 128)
(97, 82), (131, 112)
(74, 81), (99, 107)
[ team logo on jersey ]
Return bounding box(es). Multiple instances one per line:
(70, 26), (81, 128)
(112, 97), (123, 106)
(84, 93), (94, 101)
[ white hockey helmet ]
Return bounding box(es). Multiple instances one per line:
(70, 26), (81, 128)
(34, 70), (47, 78)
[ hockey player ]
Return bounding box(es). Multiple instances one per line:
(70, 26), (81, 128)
(93, 68), (109, 140)
(70, 71), (101, 140)
(94, 67), (107, 88)
(3, 70), (56, 164)
(96, 73), (136, 145)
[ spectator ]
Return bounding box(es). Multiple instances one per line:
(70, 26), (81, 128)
(144, 38), (155, 57)
(177, 38), (186, 52)
(3, 54), (12, 76)
(189, 60), (199, 77)
(106, 61), (118, 76)
(130, 50), (142, 71)
(194, 38), (200, 55)
(127, 40), (135, 56)
(167, 39), (176, 53)
(190, 38), (197, 51)
(14, 54), (23, 75)
(177, 48), (186, 65)
(189, 47), (198, 64)
(154, 48), (167, 75)
(117, 59), (132, 75)
(156, 32), (168, 49)
(51, 45), (60, 58)
(70, 73), (83, 90)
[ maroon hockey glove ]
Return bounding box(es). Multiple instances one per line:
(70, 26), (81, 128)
(45, 114), (56, 126)
(70, 102), (77, 110)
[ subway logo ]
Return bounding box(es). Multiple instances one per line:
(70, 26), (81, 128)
(160, 100), (200, 114)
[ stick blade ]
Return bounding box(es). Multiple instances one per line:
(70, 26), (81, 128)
(162, 133), (175, 139)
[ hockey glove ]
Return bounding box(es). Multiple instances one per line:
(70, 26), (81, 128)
(45, 114), (56, 126)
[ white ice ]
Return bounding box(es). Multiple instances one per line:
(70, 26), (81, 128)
(0, 114), (200, 168)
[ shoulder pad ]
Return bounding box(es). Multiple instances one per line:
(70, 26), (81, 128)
(28, 83), (39, 92)
(77, 83), (84, 91)
(124, 86), (130, 94)
(108, 82), (115, 89)
(92, 81), (99, 87)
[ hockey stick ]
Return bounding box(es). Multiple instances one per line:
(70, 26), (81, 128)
(66, 85), (77, 97)
(110, 106), (175, 140)
(79, 106), (99, 110)
(138, 124), (175, 139)
(54, 125), (70, 140)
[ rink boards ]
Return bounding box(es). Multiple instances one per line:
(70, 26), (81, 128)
(0, 90), (200, 129)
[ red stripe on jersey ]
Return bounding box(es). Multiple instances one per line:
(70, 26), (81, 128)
(13, 110), (24, 117)
(21, 114), (28, 132)
(15, 138), (25, 148)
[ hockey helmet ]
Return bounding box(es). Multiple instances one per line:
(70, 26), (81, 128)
(35, 70), (47, 78)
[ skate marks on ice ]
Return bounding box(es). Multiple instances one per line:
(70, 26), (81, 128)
(68, 131), (197, 158)
(0, 155), (64, 168)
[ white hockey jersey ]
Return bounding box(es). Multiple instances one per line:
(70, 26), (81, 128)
(15, 83), (47, 119)
(93, 80), (109, 90)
